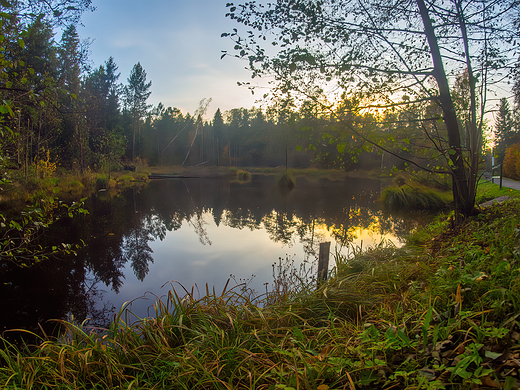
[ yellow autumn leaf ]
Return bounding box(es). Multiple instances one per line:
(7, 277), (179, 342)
(455, 284), (463, 304)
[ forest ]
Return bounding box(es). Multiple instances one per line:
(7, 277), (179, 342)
(2, 0), (519, 186)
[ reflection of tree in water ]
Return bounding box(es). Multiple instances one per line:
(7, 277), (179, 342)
(261, 211), (329, 259)
(67, 272), (116, 328)
(222, 208), (262, 231)
(329, 206), (382, 247)
(263, 210), (299, 246)
(122, 215), (165, 281)
(297, 219), (326, 259)
(329, 206), (426, 247)
(186, 209), (212, 245)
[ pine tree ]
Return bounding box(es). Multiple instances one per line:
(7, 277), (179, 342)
(495, 98), (515, 162)
(213, 108), (224, 165)
(124, 62), (151, 161)
(58, 24), (88, 170)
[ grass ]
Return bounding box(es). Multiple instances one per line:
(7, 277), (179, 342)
(1, 168), (150, 204)
(2, 181), (520, 389)
(381, 183), (452, 212)
(475, 178), (520, 204)
(231, 169), (252, 182)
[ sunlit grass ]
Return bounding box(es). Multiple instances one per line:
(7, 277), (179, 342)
(475, 178), (520, 204)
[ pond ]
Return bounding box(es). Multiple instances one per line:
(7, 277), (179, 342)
(0, 174), (426, 336)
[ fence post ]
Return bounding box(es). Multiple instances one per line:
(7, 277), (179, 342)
(317, 241), (331, 285)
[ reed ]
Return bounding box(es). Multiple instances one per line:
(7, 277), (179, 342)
(381, 183), (451, 211)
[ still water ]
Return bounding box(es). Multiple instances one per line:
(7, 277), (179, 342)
(1, 175), (424, 335)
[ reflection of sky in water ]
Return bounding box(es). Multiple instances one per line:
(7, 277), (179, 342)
(101, 210), (401, 318)
(0, 177), (428, 334)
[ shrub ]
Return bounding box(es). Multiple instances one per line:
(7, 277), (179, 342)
(35, 148), (56, 179)
(503, 143), (520, 180)
(95, 175), (109, 189)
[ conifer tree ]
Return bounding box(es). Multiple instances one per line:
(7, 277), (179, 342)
(124, 62), (151, 161)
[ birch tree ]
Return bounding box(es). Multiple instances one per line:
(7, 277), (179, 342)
(223, 0), (519, 221)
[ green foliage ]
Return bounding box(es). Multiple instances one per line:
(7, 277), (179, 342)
(0, 197), (87, 267)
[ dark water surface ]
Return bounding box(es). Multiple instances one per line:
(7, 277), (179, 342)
(1, 175), (425, 335)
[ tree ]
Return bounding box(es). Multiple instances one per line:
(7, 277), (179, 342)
(82, 57), (124, 171)
(57, 24), (89, 170)
(224, 0), (519, 221)
(104, 56), (121, 130)
(495, 98), (515, 162)
(2, 0), (95, 26)
(213, 108), (224, 165)
(124, 62), (152, 161)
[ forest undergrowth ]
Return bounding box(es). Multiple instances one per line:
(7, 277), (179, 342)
(1, 184), (520, 389)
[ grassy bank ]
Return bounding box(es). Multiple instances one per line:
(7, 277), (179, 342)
(2, 183), (520, 389)
(147, 165), (364, 181)
(1, 166), (150, 205)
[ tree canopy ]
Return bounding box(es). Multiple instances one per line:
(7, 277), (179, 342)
(224, 0), (520, 220)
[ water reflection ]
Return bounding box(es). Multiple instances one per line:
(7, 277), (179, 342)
(1, 175), (427, 336)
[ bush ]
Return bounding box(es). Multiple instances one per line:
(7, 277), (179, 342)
(503, 144), (520, 180)
(95, 175), (109, 189)
(58, 179), (84, 196)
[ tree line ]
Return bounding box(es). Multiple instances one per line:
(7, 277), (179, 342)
(2, 0), (520, 218)
(0, 1), (423, 177)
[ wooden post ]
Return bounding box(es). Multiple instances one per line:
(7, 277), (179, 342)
(317, 241), (331, 284)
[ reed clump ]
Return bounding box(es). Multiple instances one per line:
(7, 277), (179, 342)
(2, 190), (520, 389)
(381, 183), (452, 211)
(236, 169), (251, 181)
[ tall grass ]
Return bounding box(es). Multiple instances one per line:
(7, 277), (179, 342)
(2, 189), (520, 389)
(381, 183), (451, 211)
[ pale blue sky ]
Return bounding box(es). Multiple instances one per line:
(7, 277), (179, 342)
(77, 0), (260, 118)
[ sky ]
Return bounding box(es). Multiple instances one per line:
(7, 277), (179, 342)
(77, 0), (262, 119)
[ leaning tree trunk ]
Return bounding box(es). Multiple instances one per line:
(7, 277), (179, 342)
(417, 0), (476, 222)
